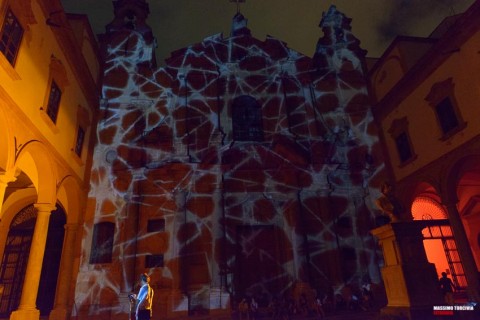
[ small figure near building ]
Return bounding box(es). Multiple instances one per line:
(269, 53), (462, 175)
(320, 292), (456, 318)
(136, 273), (154, 320)
(438, 272), (456, 305)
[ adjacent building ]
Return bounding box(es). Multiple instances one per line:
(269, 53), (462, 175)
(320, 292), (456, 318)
(369, 0), (480, 302)
(0, 0), (100, 319)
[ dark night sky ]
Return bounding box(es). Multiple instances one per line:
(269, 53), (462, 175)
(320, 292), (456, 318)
(61, 0), (475, 64)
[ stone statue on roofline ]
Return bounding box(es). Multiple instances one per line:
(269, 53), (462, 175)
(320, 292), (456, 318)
(375, 181), (405, 224)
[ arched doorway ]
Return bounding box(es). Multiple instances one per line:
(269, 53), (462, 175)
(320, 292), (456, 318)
(411, 195), (467, 290)
(0, 203), (66, 317)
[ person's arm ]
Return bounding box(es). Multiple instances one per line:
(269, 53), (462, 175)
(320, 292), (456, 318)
(136, 286), (146, 313)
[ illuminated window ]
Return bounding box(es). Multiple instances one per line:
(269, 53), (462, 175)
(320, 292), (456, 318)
(46, 81), (62, 124)
(232, 95), (263, 141)
(40, 57), (69, 130)
(71, 105), (91, 162)
(0, 9), (23, 66)
(74, 126), (85, 157)
(145, 254), (164, 268)
(388, 117), (416, 165)
(89, 222), (114, 264)
(425, 78), (466, 139)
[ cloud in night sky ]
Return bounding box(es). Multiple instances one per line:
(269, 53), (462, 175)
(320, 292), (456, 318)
(377, 0), (473, 42)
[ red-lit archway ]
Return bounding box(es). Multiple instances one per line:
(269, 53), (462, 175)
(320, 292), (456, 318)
(410, 182), (466, 289)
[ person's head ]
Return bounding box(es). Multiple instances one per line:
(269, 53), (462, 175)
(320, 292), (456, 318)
(140, 273), (150, 284)
(441, 272), (447, 278)
(381, 182), (393, 195)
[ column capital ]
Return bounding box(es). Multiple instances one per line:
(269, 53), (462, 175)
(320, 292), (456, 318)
(34, 203), (56, 213)
(0, 171), (16, 185)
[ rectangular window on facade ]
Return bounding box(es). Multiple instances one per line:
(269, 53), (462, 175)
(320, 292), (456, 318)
(395, 132), (413, 163)
(74, 126), (85, 157)
(46, 81), (62, 124)
(145, 254), (164, 268)
(0, 9), (23, 66)
(147, 219), (165, 232)
(89, 222), (115, 264)
(389, 117), (416, 166)
(436, 97), (459, 135)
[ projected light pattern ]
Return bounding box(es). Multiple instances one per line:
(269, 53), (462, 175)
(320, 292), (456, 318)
(74, 6), (384, 318)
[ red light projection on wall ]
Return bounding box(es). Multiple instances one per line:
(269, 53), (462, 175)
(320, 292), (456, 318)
(74, 6), (385, 318)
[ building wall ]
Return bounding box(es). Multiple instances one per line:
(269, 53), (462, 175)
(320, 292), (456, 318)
(0, 0), (100, 318)
(74, 4), (386, 319)
(371, 0), (480, 301)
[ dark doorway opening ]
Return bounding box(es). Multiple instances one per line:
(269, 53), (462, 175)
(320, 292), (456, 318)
(234, 225), (291, 301)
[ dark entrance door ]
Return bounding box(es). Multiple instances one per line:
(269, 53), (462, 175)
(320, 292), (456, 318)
(0, 204), (65, 317)
(235, 225), (291, 299)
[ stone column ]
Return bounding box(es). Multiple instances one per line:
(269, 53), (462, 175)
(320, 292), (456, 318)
(49, 223), (78, 320)
(10, 203), (55, 320)
(443, 201), (480, 302)
(0, 171), (16, 218)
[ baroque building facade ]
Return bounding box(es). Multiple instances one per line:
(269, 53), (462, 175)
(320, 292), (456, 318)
(73, 0), (385, 319)
(0, 0), (100, 319)
(369, 0), (480, 303)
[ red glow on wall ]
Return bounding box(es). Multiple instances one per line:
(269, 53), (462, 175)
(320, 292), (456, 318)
(411, 197), (449, 277)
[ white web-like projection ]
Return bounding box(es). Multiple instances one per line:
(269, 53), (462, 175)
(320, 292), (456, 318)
(75, 6), (385, 317)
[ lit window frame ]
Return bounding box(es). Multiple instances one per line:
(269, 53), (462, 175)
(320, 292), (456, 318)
(388, 117), (417, 167)
(425, 78), (466, 140)
(0, 8), (24, 66)
(46, 80), (62, 124)
(40, 56), (69, 131)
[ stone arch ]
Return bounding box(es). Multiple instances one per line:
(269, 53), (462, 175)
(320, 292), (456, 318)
(408, 180), (447, 224)
(443, 154), (480, 205)
(400, 177), (441, 207)
(0, 187), (36, 261)
(56, 175), (84, 224)
(14, 141), (57, 205)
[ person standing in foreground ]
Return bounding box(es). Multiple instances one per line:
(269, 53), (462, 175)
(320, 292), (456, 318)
(438, 272), (456, 305)
(136, 273), (154, 320)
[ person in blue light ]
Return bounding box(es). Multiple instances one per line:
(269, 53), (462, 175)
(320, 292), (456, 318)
(136, 273), (154, 320)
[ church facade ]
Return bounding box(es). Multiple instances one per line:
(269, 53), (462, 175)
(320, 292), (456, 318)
(73, 0), (385, 318)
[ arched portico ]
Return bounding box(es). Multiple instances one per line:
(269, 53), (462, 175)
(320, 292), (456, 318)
(49, 176), (85, 320)
(442, 155), (480, 301)
(5, 141), (59, 320)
